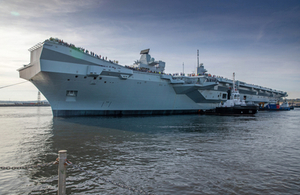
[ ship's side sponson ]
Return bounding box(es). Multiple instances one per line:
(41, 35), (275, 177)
(18, 42), (44, 80)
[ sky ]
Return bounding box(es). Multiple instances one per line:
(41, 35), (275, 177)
(0, 0), (299, 101)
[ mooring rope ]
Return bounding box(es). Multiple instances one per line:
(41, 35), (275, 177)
(0, 81), (28, 89)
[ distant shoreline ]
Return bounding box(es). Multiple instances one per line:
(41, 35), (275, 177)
(0, 104), (50, 107)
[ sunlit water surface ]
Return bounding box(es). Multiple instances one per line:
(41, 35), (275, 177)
(0, 107), (300, 194)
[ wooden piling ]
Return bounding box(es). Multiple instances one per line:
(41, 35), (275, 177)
(58, 150), (67, 195)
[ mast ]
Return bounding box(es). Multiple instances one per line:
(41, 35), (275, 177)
(197, 49), (199, 68)
(232, 72), (236, 92)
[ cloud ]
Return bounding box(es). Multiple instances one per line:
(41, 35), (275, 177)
(0, 0), (300, 100)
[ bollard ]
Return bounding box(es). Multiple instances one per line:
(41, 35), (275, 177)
(58, 150), (67, 195)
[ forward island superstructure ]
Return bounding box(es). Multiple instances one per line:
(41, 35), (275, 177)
(18, 38), (288, 116)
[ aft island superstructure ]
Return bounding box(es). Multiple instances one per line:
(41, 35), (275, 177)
(18, 38), (287, 116)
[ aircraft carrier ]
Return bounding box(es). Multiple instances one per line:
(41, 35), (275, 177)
(18, 38), (287, 116)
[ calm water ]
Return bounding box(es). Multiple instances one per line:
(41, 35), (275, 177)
(0, 107), (300, 195)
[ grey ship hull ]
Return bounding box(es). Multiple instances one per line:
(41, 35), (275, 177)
(18, 39), (287, 117)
